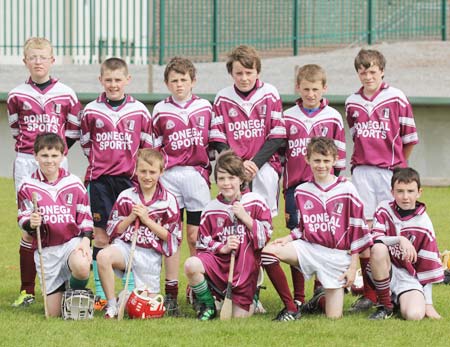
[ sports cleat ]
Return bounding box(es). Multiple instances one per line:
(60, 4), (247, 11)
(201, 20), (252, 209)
(273, 307), (301, 321)
(94, 296), (108, 311)
(301, 287), (325, 315)
(368, 305), (394, 320)
(348, 296), (374, 313)
(164, 294), (181, 317)
(12, 290), (35, 307)
(104, 305), (118, 319)
(197, 303), (217, 321)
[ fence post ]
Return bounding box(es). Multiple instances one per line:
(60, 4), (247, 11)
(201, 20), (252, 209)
(442, 0), (447, 41)
(367, 0), (374, 45)
(159, 0), (165, 65)
(212, 0), (218, 62)
(293, 0), (298, 56)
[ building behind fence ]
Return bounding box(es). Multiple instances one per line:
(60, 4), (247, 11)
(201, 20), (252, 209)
(1, 0), (447, 65)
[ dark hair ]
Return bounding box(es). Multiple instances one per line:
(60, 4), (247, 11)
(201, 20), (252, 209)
(306, 137), (338, 159)
(34, 133), (65, 154)
(214, 150), (248, 190)
(164, 56), (196, 82)
(226, 45), (261, 74)
(391, 167), (421, 190)
(354, 49), (386, 71)
(101, 57), (128, 75)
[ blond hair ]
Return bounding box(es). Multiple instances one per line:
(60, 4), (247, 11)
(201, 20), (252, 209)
(296, 64), (327, 86)
(23, 37), (53, 57)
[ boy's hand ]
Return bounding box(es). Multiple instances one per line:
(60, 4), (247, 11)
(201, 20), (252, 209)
(271, 235), (293, 246)
(132, 204), (150, 224)
(243, 160), (258, 179)
(399, 236), (417, 263)
(30, 212), (42, 229)
(425, 304), (441, 319)
(221, 235), (240, 254)
(231, 202), (247, 221)
(339, 265), (357, 288)
(76, 238), (93, 262)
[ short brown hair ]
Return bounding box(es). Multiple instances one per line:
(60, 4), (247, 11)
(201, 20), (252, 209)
(354, 49), (386, 71)
(391, 167), (421, 190)
(24, 37), (53, 57)
(214, 150), (248, 190)
(226, 45), (261, 74)
(296, 64), (327, 86)
(137, 148), (164, 172)
(306, 137), (338, 159)
(164, 57), (196, 82)
(34, 133), (65, 154)
(101, 57), (129, 76)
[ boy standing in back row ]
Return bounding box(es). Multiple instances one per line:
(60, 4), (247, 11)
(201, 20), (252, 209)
(79, 57), (153, 310)
(7, 37), (82, 307)
(345, 49), (419, 312)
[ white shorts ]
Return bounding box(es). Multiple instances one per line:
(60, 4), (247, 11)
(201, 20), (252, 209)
(252, 163), (279, 217)
(14, 152), (68, 194)
(292, 239), (351, 289)
(34, 237), (82, 295)
(111, 239), (162, 294)
(352, 165), (392, 220)
(390, 265), (423, 304)
(160, 166), (210, 211)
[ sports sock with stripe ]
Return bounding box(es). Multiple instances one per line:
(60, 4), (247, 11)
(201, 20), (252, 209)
(360, 257), (377, 303)
(70, 275), (89, 290)
(19, 239), (36, 295)
(191, 279), (215, 308)
(92, 247), (106, 299)
(372, 276), (393, 309)
(290, 266), (305, 304)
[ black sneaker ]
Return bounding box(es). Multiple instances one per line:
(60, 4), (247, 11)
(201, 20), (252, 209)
(164, 294), (181, 317)
(368, 305), (394, 320)
(197, 303), (216, 321)
(348, 296), (374, 313)
(273, 307), (301, 321)
(301, 287), (325, 314)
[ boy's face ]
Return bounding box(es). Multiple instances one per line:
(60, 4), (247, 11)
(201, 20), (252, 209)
(216, 169), (242, 202)
(391, 181), (422, 210)
(357, 64), (384, 96)
(23, 47), (55, 83)
(230, 61), (259, 93)
(165, 71), (195, 102)
(34, 147), (63, 181)
(99, 68), (130, 101)
(296, 79), (327, 109)
(306, 152), (336, 183)
(136, 159), (163, 194)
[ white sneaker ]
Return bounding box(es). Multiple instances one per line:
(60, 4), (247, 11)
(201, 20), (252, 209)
(104, 305), (118, 319)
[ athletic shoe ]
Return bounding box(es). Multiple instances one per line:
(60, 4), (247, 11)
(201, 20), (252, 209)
(368, 305), (394, 320)
(301, 287), (325, 315)
(273, 307), (301, 321)
(197, 303), (216, 321)
(348, 296), (374, 313)
(94, 296), (107, 311)
(12, 290), (35, 307)
(104, 305), (118, 319)
(164, 294), (181, 317)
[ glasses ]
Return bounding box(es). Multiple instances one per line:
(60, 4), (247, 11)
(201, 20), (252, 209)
(26, 55), (52, 62)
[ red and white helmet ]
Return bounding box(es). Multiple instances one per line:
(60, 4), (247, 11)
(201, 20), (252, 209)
(126, 289), (166, 319)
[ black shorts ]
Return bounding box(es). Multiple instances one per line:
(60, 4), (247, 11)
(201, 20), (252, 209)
(88, 175), (133, 228)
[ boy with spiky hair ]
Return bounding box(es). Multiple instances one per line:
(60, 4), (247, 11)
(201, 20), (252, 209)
(80, 57), (153, 310)
(17, 133), (92, 317)
(184, 150), (272, 320)
(262, 137), (372, 320)
(210, 45), (286, 218)
(283, 64), (346, 306)
(152, 56), (212, 315)
(7, 37), (82, 307)
(345, 49), (419, 313)
(368, 167), (443, 320)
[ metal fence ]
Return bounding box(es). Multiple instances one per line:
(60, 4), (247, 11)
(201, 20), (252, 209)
(0, 0), (447, 65)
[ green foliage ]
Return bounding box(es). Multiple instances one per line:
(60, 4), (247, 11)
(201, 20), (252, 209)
(1, 177), (449, 347)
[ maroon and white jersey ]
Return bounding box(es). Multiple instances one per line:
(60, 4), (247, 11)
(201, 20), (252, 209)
(17, 168), (93, 248)
(210, 80), (286, 174)
(372, 200), (444, 285)
(80, 93), (153, 182)
(283, 98), (346, 190)
(107, 182), (181, 257)
(345, 83), (418, 169)
(7, 78), (81, 155)
(152, 95), (212, 184)
(290, 177), (372, 254)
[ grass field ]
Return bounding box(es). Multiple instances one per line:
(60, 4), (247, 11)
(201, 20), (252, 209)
(0, 177), (449, 347)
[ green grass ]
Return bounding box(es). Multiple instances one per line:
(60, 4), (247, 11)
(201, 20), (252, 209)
(1, 177), (450, 347)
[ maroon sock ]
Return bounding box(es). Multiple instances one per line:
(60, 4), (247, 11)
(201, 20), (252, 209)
(372, 277), (393, 309)
(19, 239), (36, 295)
(290, 266), (305, 304)
(318, 296), (326, 313)
(313, 278), (323, 292)
(262, 253), (297, 312)
(360, 257), (377, 303)
(165, 279), (179, 299)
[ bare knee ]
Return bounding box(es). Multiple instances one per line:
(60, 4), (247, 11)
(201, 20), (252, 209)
(184, 256), (203, 277)
(401, 307), (425, 321)
(96, 248), (112, 269)
(370, 243), (389, 264)
(93, 227), (109, 247)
